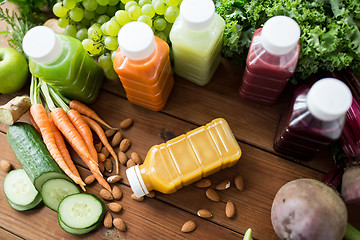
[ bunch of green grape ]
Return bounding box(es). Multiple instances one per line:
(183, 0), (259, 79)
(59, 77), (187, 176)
(52, 0), (181, 79)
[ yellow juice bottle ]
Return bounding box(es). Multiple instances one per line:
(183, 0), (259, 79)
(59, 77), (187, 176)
(126, 118), (242, 197)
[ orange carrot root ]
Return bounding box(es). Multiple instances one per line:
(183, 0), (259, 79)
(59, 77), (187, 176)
(28, 111), (41, 134)
(80, 154), (111, 192)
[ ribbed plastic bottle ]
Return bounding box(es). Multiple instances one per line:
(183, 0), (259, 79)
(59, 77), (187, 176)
(169, 0), (225, 86)
(273, 78), (352, 160)
(113, 21), (174, 111)
(126, 118), (241, 197)
(239, 16), (301, 104)
(22, 26), (104, 104)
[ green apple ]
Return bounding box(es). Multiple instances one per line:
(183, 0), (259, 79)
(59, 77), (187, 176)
(0, 48), (29, 94)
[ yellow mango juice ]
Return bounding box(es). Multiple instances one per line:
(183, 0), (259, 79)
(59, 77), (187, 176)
(126, 118), (241, 197)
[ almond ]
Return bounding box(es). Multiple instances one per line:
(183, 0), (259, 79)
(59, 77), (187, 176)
(194, 178), (211, 188)
(131, 152), (142, 165)
(215, 180), (231, 190)
(131, 193), (144, 202)
(103, 212), (113, 228)
(120, 118), (133, 129)
(126, 159), (136, 168)
(100, 189), (113, 201)
(104, 158), (113, 172)
(197, 209), (212, 218)
(99, 161), (105, 173)
(98, 153), (106, 162)
(95, 142), (102, 152)
(234, 175), (244, 191)
(113, 218), (126, 232)
(107, 175), (122, 184)
(105, 129), (116, 138)
(205, 188), (220, 202)
(225, 200), (236, 218)
(101, 146), (110, 158)
(181, 220), (196, 233)
(84, 174), (95, 185)
(119, 139), (131, 152)
(146, 191), (155, 198)
(108, 202), (122, 213)
(111, 131), (123, 147)
(118, 151), (127, 165)
(0, 160), (12, 172)
(112, 185), (123, 200)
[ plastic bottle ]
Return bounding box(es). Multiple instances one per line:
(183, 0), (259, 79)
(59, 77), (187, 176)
(239, 16), (301, 104)
(273, 78), (352, 160)
(126, 118), (241, 197)
(22, 26), (104, 104)
(113, 22), (174, 111)
(169, 0), (225, 86)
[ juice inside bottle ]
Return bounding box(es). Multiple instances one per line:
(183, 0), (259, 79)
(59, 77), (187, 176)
(273, 78), (352, 160)
(169, 0), (225, 86)
(23, 26), (104, 104)
(240, 16), (300, 105)
(126, 118), (242, 197)
(113, 22), (174, 111)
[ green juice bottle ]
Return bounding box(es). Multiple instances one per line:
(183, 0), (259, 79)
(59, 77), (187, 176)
(169, 0), (225, 86)
(22, 26), (104, 104)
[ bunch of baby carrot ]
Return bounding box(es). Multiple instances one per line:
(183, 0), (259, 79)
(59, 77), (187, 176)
(29, 76), (118, 192)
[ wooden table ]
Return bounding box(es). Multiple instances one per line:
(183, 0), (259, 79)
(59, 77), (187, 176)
(0, 2), (359, 239)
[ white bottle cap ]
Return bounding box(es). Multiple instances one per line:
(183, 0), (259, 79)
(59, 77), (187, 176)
(261, 16), (300, 55)
(307, 78), (352, 121)
(180, 0), (215, 31)
(22, 26), (63, 64)
(118, 21), (155, 60)
(126, 165), (149, 197)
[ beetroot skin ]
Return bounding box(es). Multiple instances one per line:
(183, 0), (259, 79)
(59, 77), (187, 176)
(342, 166), (360, 205)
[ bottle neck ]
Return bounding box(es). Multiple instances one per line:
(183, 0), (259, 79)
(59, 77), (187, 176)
(126, 165), (150, 197)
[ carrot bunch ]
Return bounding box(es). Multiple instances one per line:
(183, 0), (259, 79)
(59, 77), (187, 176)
(29, 76), (119, 192)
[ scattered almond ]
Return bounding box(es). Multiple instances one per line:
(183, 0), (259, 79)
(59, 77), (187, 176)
(107, 175), (122, 184)
(104, 158), (113, 172)
(126, 159), (136, 168)
(197, 209), (212, 218)
(100, 189), (113, 201)
(103, 212), (113, 228)
(146, 191), (155, 198)
(131, 152), (142, 165)
(98, 153), (106, 162)
(84, 174), (96, 185)
(118, 151), (127, 165)
(205, 188), (220, 202)
(95, 142), (102, 152)
(119, 138), (131, 152)
(108, 202), (122, 213)
(131, 193), (144, 201)
(113, 218), (126, 232)
(99, 161), (105, 173)
(111, 131), (123, 147)
(120, 118), (133, 129)
(101, 146), (110, 158)
(112, 186), (123, 200)
(194, 178), (211, 188)
(0, 160), (12, 172)
(234, 175), (244, 191)
(105, 129), (117, 138)
(216, 180), (231, 190)
(181, 220), (196, 233)
(225, 200), (236, 218)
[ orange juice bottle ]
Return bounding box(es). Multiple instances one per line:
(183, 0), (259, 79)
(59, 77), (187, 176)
(126, 118), (242, 197)
(113, 21), (174, 111)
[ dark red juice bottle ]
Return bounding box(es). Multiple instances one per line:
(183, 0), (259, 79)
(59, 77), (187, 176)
(240, 16), (301, 104)
(273, 78), (353, 160)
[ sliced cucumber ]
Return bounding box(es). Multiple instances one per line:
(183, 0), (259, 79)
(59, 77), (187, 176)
(58, 193), (105, 230)
(7, 194), (43, 211)
(3, 169), (40, 206)
(41, 178), (80, 211)
(58, 215), (101, 235)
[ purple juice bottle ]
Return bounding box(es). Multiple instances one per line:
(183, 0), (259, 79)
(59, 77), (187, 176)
(273, 78), (352, 160)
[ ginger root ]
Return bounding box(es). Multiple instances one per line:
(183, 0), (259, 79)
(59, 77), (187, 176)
(0, 95), (31, 125)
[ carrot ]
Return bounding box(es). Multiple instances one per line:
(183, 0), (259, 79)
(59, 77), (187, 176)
(67, 109), (98, 164)
(82, 115), (119, 174)
(30, 104), (86, 189)
(28, 110), (41, 134)
(69, 100), (116, 130)
(50, 107), (96, 166)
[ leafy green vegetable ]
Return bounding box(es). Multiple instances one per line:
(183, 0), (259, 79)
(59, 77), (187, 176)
(7, 0), (57, 23)
(215, 0), (360, 84)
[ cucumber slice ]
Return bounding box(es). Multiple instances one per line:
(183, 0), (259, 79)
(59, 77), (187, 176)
(3, 169), (40, 206)
(58, 215), (101, 235)
(7, 194), (43, 211)
(58, 193), (105, 229)
(41, 178), (80, 211)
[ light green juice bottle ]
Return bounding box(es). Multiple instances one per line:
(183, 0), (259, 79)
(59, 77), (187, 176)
(169, 0), (225, 86)
(22, 26), (104, 104)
